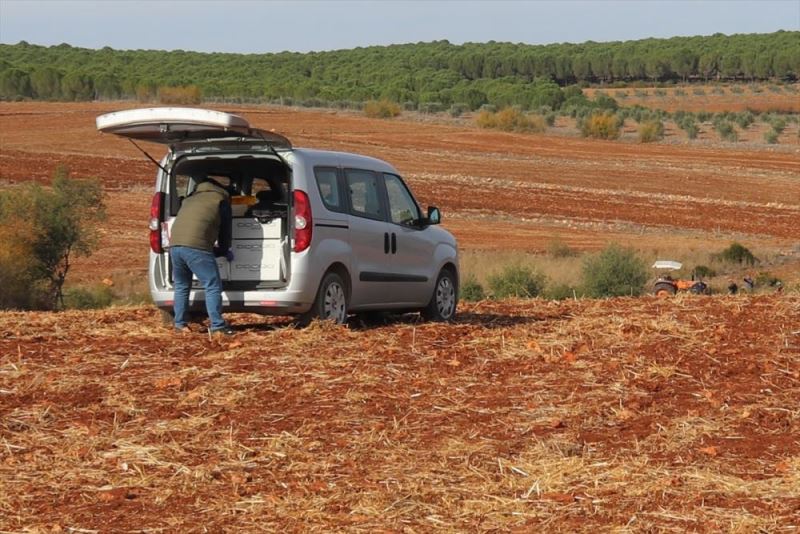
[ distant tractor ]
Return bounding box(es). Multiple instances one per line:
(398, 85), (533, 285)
(652, 261), (710, 296)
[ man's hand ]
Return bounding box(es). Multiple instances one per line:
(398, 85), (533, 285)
(213, 247), (234, 261)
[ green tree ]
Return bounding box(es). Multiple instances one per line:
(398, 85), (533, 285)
(581, 243), (648, 297)
(0, 68), (32, 99)
(488, 265), (546, 299)
(0, 167), (106, 309)
(61, 71), (94, 100)
(30, 67), (62, 99)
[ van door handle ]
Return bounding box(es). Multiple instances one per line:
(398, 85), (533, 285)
(384, 232), (390, 254)
(391, 233), (397, 254)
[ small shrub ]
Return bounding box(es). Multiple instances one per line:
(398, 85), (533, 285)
(476, 108), (546, 133)
(459, 276), (486, 302)
(544, 112), (557, 127)
(547, 238), (578, 258)
(544, 284), (578, 301)
(616, 91), (629, 99)
(714, 120), (738, 142)
(693, 265), (716, 278)
(402, 101), (417, 111)
(684, 122), (699, 139)
(675, 88), (687, 96)
(581, 243), (648, 297)
(300, 98), (326, 108)
(730, 85), (745, 94)
(755, 271), (782, 287)
(654, 89), (667, 97)
(768, 85), (782, 94)
(593, 94), (619, 111)
(713, 242), (758, 266)
(764, 129), (779, 144)
(712, 86), (726, 95)
(734, 111), (754, 129)
(363, 99), (401, 118)
(749, 84), (763, 93)
(449, 103), (469, 118)
(692, 87), (706, 96)
(769, 117), (787, 134)
(0, 167), (106, 310)
(634, 89), (648, 97)
(0, 219), (47, 310)
(419, 102), (444, 114)
(580, 112), (621, 140)
(487, 265), (546, 299)
(638, 119), (665, 143)
(63, 284), (114, 310)
(697, 111), (712, 122)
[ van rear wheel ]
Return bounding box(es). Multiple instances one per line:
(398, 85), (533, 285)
(421, 269), (458, 322)
(298, 272), (348, 326)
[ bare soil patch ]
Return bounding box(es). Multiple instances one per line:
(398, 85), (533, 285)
(1, 297), (798, 530)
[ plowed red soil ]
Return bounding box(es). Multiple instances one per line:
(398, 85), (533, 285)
(1, 102), (798, 285)
(1, 102), (800, 530)
(1, 297), (798, 531)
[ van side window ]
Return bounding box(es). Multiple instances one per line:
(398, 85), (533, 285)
(314, 167), (343, 212)
(383, 173), (421, 226)
(345, 169), (383, 220)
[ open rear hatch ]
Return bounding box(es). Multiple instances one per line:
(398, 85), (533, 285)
(97, 107), (293, 294)
(96, 107), (291, 148)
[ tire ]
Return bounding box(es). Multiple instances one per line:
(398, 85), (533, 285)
(298, 272), (348, 326)
(653, 282), (677, 297)
(421, 269), (458, 322)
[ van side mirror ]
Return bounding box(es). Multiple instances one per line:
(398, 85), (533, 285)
(426, 206), (441, 225)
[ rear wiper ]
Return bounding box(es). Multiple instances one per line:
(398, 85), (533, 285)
(128, 138), (169, 175)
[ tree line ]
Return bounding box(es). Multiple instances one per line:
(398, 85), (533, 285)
(0, 31), (797, 110)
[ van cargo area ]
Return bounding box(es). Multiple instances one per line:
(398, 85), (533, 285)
(166, 153), (291, 291)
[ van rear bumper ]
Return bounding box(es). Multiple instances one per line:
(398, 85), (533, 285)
(152, 288), (314, 315)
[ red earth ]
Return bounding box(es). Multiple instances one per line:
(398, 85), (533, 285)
(1, 101), (799, 530)
(1, 102), (798, 286)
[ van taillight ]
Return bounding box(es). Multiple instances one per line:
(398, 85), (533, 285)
(293, 190), (312, 252)
(149, 192), (164, 254)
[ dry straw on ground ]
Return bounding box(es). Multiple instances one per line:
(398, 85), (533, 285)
(1, 295), (798, 531)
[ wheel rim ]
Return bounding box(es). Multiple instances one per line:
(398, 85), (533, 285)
(322, 281), (347, 323)
(656, 289), (671, 297)
(436, 276), (456, 318)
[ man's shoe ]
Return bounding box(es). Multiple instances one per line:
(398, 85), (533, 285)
(208, 326), (235, 338)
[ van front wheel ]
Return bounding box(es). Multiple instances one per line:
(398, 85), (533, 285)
(421, 269), (458, 322)
(298, 272), (349, 326)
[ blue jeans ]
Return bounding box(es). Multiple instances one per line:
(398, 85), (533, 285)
(170, 246), (226, 331)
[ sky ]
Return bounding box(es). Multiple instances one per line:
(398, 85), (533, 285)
(1, 0), (798, 54)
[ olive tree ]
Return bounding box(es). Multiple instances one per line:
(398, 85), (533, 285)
(0, 167), (106, 310)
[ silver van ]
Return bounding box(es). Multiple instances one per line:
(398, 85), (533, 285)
(96, 107), (459, 324)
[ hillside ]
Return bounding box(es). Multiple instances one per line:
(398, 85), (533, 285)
(1, 31), (798, 106)
(1, 296), (798, 530)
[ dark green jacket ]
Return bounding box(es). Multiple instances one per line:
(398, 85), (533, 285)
(170, 181), (232, 254)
